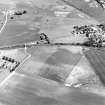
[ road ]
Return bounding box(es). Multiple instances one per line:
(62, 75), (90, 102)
(0, 10), (8, 34)
(84, 48), (105, 86)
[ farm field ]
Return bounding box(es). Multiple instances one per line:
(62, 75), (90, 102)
(0, 69), (105, 105)
(0, 48), (28, 84)
(18, 45), (83, 83)
(84, 48), (105, 86)
(0, 0), (99, 47)
(65, 54), (104, 90)
(0, 0), (105, 105)
(0, 49), (28, 62)
(62, 0), (105, 23)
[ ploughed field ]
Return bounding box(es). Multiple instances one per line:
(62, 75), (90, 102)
(84, 48), (105, 86)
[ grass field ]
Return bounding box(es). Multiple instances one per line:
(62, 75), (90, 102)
(0, 1), (105, 104)
(0, 48), (28, 84)
(0, 0), (99, 47)
(0, 49), (27, 62)
(0, 20), (40, 47)
(18, 45), (83, 83)
(0, 68), (105, 105)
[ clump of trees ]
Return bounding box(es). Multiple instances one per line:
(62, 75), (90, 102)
(36, 33), (50, 44)
(10, 9), (27, 19)
(14, 10), (27, 15)
(95, 0), (105, 9)
(72, 24), (105, 47)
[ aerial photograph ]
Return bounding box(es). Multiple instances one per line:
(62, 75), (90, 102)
(0, 0), (105, 105)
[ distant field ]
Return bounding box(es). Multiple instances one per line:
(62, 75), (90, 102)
(61, 0), (105, 23)
(0, 0), (99, 47)
(0, 20), (40, 47)
(0, 2), (41, 47)
(40, 17), (98, 40)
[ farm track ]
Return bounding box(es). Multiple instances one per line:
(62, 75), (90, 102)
(84, 49), (105, 86)
(0, 43), (83, 50)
